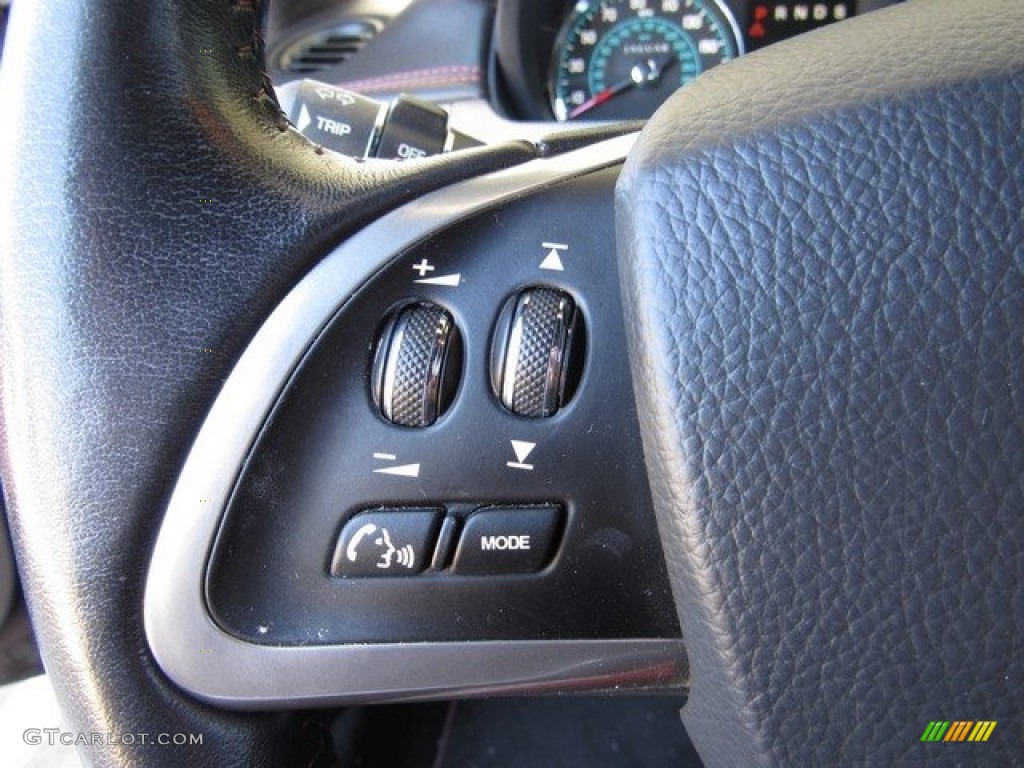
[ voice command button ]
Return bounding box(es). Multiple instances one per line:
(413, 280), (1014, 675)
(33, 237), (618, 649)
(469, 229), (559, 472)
(330, 508), (441, 577)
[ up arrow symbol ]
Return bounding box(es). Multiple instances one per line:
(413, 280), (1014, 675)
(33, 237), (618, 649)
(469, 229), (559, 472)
(539, 242), (567, 271)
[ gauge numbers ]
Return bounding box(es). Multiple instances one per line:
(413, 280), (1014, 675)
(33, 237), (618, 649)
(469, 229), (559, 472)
(550, 0), (742, 121)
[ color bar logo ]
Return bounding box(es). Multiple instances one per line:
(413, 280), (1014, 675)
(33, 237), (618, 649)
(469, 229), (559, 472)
(920, 721), (997, 742)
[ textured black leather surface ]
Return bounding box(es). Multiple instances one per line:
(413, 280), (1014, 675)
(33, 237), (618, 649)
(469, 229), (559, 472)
(0, 0), (533, 766)
(617, 0), (1024, 765)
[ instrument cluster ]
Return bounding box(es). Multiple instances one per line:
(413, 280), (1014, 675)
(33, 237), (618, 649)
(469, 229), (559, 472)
(493, 0), (897, 122)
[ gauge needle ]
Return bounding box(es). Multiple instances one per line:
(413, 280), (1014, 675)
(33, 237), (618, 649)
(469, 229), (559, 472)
(567, 80), (634, 119)
(567, 56), (678, 120)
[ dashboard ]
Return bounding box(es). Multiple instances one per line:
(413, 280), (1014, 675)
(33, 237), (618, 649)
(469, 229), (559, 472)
(496, 0), (896, 121)
(268, 0), (902, 133)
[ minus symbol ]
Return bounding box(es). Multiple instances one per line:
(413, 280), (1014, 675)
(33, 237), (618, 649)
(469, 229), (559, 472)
(373, 453), (397, 461)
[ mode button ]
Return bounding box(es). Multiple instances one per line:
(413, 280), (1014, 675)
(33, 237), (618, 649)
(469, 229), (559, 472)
(452, 505), (562, 575)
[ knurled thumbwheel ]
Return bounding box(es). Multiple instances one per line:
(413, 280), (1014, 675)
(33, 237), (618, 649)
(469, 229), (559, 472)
(491, 286), (585, 418)
(373, 302), (463, 427)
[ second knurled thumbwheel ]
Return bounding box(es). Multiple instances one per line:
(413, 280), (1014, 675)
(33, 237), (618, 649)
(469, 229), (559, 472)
(373, 302), (463, 428)
(491, 286), (585, 418)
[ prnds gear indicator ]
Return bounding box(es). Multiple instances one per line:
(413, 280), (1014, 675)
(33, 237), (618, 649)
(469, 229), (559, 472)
(746, 2), (854, 51)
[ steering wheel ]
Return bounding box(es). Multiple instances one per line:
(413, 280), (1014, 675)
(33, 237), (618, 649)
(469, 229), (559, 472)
(1, 0), (1020, 765)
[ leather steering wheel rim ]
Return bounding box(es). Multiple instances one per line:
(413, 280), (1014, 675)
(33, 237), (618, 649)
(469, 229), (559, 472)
(0, 0), (532, 764)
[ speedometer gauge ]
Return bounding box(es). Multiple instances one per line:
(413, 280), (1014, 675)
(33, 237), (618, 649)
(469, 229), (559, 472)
(550, 0), (742, 121)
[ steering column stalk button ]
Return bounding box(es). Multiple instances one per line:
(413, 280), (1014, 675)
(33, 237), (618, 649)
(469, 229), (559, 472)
(376, 94), (450, 160)
(283, 81), (385, 158)
(452, 505), (562, 574)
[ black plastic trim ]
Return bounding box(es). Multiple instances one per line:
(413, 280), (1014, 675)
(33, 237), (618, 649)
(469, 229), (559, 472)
(144, 134), (687, 709)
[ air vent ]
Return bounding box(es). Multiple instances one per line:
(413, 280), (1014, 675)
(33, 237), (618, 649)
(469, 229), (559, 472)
(278, 20), (381, 75)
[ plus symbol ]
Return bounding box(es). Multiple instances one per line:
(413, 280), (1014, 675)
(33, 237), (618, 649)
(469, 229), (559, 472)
(412, 259), (435, 277)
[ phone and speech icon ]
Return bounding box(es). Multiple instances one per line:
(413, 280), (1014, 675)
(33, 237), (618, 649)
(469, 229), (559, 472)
(346, 523), (415, 570)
